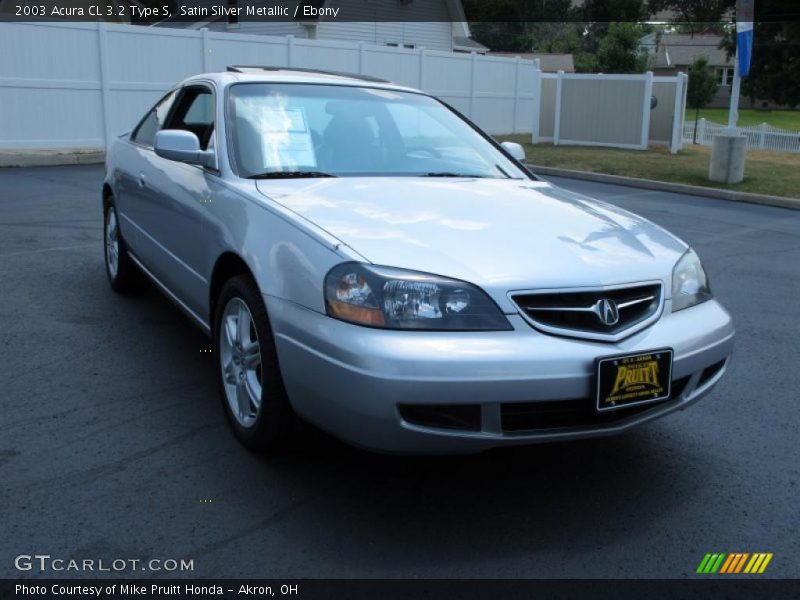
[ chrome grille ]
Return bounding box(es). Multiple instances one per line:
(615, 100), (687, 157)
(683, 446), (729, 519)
(513, 282), (663, 341)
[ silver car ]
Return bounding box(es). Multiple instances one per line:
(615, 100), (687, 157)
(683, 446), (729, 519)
(102, 67), (734, 453)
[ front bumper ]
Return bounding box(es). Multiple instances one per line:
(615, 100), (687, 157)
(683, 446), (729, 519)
(267, 296), (734, 454)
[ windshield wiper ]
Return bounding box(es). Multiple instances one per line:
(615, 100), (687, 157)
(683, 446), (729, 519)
(422, 172), (489, 178)
(495, 164), (517, 179)
(248, 171), (337, 179)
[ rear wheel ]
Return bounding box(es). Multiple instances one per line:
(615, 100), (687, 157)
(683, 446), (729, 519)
(104, 203), (141, 293)
(214, 275), (294, 450)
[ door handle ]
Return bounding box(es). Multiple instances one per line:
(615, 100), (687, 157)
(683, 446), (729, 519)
(138, 173), (146, 188)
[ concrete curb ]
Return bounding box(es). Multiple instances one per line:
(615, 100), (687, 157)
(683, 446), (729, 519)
(0, 150), (105, 168)
(528, 164), (800, 211)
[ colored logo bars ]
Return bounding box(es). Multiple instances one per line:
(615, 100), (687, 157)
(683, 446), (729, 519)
(697, 552), (773, 574)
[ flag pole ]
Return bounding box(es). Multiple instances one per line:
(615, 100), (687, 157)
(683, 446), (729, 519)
(710, 0), (752, 184)
(728, 0), (754, 131)
(726, 45), (741, 131)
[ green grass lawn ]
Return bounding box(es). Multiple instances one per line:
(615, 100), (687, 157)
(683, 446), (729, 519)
(685, 108), (800, 130)
(497, 135), (800, 200)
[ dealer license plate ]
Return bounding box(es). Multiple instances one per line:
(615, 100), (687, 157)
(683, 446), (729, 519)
(595, 349), (673, 412)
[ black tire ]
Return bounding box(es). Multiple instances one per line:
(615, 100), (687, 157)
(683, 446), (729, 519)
(103, 201), (142, 293)
(213, 274), (295, 450)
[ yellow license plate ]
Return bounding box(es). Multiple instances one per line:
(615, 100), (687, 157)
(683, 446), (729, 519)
(595, 349), (673, 412)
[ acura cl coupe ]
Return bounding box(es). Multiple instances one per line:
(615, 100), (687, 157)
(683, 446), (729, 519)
(102, 66), (734, 453)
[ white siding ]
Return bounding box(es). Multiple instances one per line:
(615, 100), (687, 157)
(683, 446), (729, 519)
(316, 0), (452, 50)
(217, 21), (308, 38)
(317, 21), (453, 51)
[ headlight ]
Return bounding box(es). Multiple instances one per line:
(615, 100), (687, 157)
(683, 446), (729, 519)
(672, 249), (712, 311)
(324, 263), (512, 330)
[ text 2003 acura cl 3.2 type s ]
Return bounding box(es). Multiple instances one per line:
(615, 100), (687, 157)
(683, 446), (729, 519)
(102, 66), (734, 453)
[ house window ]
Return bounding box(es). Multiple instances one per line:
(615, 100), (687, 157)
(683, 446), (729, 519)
(716, 67), (734, 87)
(386, 42), (416, 49)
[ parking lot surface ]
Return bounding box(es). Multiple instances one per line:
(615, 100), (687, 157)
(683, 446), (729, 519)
(1, 165), (798, 578)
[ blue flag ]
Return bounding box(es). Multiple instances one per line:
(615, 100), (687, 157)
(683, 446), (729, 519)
(736, 0), (754, 77)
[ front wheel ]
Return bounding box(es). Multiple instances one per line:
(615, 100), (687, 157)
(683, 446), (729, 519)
(214, 275), (294, 450)
(104, 203), (141, 293)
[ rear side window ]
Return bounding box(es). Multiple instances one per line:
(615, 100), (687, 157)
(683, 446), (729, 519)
(131, 90), (177, 147)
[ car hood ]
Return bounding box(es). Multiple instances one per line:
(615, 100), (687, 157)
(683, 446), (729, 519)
(256, 177), (687, 309)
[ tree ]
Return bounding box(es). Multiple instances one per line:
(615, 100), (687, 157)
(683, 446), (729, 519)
(687, 56), (719, 143)
(647, 0), (735, 34)
(596, 23), (650, 73)
(578, 0), (649, 59)
(463, 0), (575, 52)
(721, 21), (800, 109)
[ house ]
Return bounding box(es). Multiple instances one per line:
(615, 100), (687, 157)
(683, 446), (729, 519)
(488, 52), (574, 73)
(641, 31), (771, 109)
(155, 0), (488, 54)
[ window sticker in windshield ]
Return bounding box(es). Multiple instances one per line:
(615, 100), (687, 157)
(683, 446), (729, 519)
(260, 107), (316, 170)
(236, 96), (317, 170)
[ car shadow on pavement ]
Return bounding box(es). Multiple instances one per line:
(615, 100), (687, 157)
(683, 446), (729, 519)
(244, 412), (705, 572)
(111, 271), (709, 575)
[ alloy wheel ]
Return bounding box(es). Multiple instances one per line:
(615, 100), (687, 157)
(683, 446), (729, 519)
(105, 207), (119, 279)
(219, 297), (263, 427)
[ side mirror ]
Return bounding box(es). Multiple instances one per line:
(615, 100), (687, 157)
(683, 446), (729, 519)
(500, 141), (526, 163)
(154, 130), (217, 169)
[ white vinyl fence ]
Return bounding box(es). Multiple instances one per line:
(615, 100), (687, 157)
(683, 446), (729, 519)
(683, 119), (800, 154)
(0, 21), (539, 150)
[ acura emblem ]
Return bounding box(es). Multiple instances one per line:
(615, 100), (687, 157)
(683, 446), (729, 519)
(596, 298), (620, 326)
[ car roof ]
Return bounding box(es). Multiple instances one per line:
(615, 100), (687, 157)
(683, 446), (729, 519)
(182, 67), (419, 94)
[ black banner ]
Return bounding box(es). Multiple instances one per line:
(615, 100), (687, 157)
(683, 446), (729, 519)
(2, 579), (800, 600)
(1, 0), (799, 24)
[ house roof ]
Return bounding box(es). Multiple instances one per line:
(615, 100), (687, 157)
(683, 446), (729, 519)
(453, 36), (489, 53)
(487, 52), (575, 73)
(653, 33), (732, 68)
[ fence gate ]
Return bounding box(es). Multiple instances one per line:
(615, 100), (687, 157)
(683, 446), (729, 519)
(533, 71), (687, 153)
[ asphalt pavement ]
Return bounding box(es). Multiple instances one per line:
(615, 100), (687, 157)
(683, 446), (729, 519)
(1, 165), (798, 579)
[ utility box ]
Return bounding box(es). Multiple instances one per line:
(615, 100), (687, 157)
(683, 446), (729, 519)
(709, 133), (747, 184)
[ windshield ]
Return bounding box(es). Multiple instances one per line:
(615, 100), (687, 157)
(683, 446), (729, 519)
(227, 83), (529, 179)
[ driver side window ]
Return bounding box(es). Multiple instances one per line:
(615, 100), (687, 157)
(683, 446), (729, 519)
(165, 87), (215, 151)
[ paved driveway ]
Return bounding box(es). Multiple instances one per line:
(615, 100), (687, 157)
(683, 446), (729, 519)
(1, 165), (798, 579)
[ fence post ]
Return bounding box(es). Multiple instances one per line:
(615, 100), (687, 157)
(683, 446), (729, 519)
(670, 72), (685, 154)
(679, 72), (688, 151)
(531, 62), (542, 144)
(553, 70), (564, 145)
(418, 47), (426, 90)
(510, 55), (521, 134)
(287, 35), (294, 67)
(640, 71), (654, 150)
(358, 42), (365, 74)
(96, 22), (112, 151)
(468, 52), (477, 119)
(201, 27), (210, 72)
(759, 122), (767, 150)
(698, 118), (706, 144)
